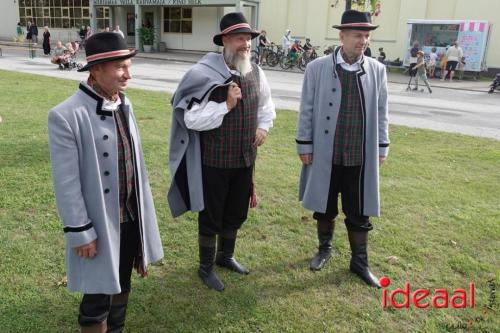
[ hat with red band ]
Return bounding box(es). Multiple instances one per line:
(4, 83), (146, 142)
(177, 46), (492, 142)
(332, 10), (378, 31)
(213, 12), (260, 46)
(78, 32), (136, 72)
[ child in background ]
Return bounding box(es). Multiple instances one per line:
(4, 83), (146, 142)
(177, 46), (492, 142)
(440, 47), (448, 79)
(457, 56), (466, 80)
(413, 51), (432, 93)
(428, 47), (438, 78)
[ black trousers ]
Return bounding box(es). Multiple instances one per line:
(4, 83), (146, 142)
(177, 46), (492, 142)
(198, 165), (253, 236)
(79, 218), (140, 326)
(313, 165), (373, 232)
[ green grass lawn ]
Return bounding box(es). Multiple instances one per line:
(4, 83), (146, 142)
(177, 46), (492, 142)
(0, 70), (498, 333)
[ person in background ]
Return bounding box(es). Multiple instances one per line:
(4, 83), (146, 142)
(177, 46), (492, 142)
(50, 40), (67, 68)
(258, 30), (270, 65)
(303, 38), (313, 58)
(441, 41), (463, 82)
(289, 39), (303, 63)
(30, 20), (39, 44)
(457, 56), (466, 81)
(79, 26), (88, 41)
(85, 26), (92, 40)
(364, 42), (372, 57)
(282, 29), (292, 55)
(26, 21), (32, 42)
(42, 26), (51, 56)
(413, 51), (432, 93)
(428, 47), (438, 78)
(377, 47), (386, 64)
(16, 22), (24, 42)
(409, 41), (420, 77)
(113, 25), (125, 39)
(439, 47), (448, 79)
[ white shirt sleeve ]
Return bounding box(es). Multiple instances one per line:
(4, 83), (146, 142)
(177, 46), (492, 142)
(184, 100), (229, 131)
(257, 66), (276, 132)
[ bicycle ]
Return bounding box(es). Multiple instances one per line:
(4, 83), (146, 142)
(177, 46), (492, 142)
(298, 46), (320, 71)
(266, 44), (284, 67)
(280, 50), (303, 70)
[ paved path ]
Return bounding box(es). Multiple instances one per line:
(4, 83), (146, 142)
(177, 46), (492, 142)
(1, 45), (499, 140)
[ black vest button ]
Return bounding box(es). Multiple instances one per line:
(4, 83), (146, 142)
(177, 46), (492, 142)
(103, 152), (109, 157)
(325, 130), (329, 134)
(101, 115), (106, 121)
(180, 140), (185, 144)
(104, 188), (110, 194)
(104, 171), (110, 176)
(329, 102), (333, 106)
(326, 116), (330, 120)
(103, 135), (108, 140)
(332, 88), (336, 92)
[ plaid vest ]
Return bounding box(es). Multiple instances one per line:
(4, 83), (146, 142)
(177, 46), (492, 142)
(333, 65), (363, 166)
(115, 104), (137, 223)
(201, 64), (260, 168)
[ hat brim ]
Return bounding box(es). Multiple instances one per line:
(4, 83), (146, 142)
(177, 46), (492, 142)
(77, 49), (137, 72)
(333, 24), (378, 31)
(213, 28), (260, 46)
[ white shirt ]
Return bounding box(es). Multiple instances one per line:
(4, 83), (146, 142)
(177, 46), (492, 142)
(429, 52), (438, 64)
(282, 35), (291, 49)
(446, 46), (463, 62)
(81, 81), (121, 111)
(336, 50), (363, 71)
(184, 65), (276, 132)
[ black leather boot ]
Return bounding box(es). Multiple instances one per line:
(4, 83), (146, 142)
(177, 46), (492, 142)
(107, 292), (129, 333)
(347, 230), (381, 288)
(216, 230), (249, 275)
(310, 220), (334, 271)
(198, 235), (224, 291)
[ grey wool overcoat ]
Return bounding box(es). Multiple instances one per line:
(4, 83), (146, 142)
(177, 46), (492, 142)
(48, 83), (163, 294)
(168, 53), (232, 217)
(296, 48), (390, 217)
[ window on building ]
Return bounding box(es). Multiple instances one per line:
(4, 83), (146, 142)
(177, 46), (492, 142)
(163, 7), (192, 33)
(18, 0), (104, 30)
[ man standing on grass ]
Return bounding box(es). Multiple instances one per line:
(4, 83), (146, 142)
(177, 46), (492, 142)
(48, 32), (163, 332)
(296, 10), (389, 288)
(168, 12), (275, 292)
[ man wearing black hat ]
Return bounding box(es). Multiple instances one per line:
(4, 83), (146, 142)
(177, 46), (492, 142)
(48, 32), (163, 332)
(296, 10), (390, 288)
(168, 12), (275, 292)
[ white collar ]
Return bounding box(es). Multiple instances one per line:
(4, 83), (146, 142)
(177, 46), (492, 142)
(81, 81), (121, 111)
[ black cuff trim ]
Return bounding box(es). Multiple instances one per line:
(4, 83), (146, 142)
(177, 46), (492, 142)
(296, 139), (313, 144)
(64, 222), (93, 233)
(379, 143), (390, 147)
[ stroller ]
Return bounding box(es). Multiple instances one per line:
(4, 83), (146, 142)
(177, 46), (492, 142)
(488, 73), (500, 94)
(59, 42), (83, 70)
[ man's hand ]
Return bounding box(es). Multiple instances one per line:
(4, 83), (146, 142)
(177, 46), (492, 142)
(254, 128), (268, 147)
(300, 154), (313, 165)
(226, 83), (242, 111)
(75, 240), (97, 259)
(379, 156), (387, 166)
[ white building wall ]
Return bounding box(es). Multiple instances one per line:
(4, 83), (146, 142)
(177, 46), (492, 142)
(0, 2), (21, 41)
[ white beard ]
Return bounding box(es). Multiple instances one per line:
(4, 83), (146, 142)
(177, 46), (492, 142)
(224, 48), (252, 77)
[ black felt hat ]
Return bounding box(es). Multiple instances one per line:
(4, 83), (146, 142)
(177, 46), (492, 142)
(332, 10), (378, 31)
(78, 32), (136, 72)
(213, 12), (260, 46)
